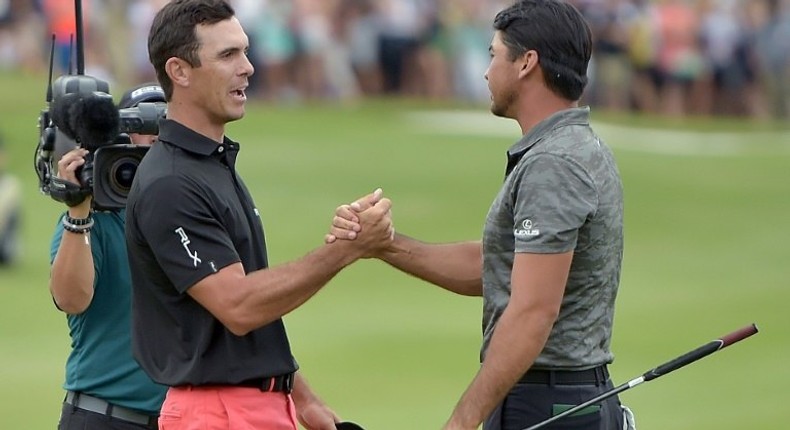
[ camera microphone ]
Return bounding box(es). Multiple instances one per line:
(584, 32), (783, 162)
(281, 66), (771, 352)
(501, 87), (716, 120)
(69, 92), (120, 151)
(49, 92), (80, 141)
(50, 90), (120, 152)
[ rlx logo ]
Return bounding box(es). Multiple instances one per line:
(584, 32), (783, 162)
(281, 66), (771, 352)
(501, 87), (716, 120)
(175, 227), (202, 267)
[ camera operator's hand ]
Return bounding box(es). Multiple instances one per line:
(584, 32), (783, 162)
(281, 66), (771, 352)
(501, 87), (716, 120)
(56, 148), (89, 185)
(56, 148), (92, 214)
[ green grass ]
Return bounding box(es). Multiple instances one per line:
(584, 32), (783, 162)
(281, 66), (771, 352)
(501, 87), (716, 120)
(1, 69), (788, 429)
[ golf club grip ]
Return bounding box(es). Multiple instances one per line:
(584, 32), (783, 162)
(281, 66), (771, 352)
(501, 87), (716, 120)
(720, 323), (759, 347)
(643, 324), (758, 382)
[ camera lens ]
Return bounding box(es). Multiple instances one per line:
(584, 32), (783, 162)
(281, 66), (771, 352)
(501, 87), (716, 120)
(92, 144), (149, 211)
(110, 157), (139, 192)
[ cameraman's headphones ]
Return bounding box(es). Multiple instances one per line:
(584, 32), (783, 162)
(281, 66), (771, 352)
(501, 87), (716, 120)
(118, 83), (165, 109)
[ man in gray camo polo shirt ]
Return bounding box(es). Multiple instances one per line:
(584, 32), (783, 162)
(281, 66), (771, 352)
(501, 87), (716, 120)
(327, 1), (630, 429)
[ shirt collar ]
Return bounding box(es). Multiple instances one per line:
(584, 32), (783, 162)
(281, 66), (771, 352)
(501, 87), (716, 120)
(159, 119), (239, 167)
(504, 107), (590, 177)
(157, 119), (240, 159)
(507, 106), (591, 157)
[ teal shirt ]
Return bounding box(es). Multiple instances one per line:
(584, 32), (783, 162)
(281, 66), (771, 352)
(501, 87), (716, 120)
(50, 209), (167, 414)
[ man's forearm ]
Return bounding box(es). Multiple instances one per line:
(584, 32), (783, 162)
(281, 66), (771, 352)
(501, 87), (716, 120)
(191, 200), (394, 335)
(445, 304), (556, 429)
(291, 372), (339, 428)
(291, 372), (318, 408)
(196, 239), (366, 335)
(380, 234), (483, 296)
(243, 240), (364, 319)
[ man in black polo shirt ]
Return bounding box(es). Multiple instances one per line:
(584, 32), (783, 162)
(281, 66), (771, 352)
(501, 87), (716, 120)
(125, 1), (393, 429)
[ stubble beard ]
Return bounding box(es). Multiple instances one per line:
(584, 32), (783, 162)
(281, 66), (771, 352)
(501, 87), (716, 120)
(490, 90), (517, 119)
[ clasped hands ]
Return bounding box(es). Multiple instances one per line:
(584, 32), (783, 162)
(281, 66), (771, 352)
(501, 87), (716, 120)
(325, 188), (394, 256)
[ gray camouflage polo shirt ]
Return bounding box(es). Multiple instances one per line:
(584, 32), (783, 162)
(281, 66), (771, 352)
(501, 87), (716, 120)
(481, 107), (623, 370)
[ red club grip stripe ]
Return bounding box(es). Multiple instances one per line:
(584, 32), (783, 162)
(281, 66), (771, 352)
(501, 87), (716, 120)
(719, 323), (759, 348)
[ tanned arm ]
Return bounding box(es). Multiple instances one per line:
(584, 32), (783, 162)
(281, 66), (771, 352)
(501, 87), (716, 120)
(188, 198), (394, 336)
(444, 251), (572, 430)
(378, 234), (483, 296)
(50, 149), (95, 314)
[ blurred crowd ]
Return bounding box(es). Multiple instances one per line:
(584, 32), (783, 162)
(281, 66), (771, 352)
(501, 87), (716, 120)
(580, 0), (790, 119)
(1, 0), (789, 120)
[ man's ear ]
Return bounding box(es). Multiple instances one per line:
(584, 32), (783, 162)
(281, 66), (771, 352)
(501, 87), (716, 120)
(518, 50), (540, 79)
(165, 57), (190, 88)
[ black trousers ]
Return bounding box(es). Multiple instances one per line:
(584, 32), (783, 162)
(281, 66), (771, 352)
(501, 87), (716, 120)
(484, 379), (624, 430)
(58, 403), (158, 430)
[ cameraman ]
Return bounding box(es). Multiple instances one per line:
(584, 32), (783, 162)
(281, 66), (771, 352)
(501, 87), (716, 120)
(49, 84), (167, 430)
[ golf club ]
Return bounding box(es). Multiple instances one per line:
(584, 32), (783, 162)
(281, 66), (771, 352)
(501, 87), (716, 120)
(523, 323), (759, 430)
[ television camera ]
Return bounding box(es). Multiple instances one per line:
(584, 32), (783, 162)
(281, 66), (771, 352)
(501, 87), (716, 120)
(34, 74), (166, 211)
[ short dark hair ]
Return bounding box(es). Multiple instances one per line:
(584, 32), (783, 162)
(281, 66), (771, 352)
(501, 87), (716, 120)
(147, 0), (235, 100)
(493, 0), (592, 101)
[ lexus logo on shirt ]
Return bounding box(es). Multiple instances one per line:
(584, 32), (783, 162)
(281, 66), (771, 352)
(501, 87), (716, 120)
(175, 227), (202, 267)
(514, 219), (540, 238)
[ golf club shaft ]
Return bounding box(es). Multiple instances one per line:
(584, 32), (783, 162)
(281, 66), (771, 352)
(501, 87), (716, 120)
(643, 323), (758, 382)
(523, 323), (758, 430)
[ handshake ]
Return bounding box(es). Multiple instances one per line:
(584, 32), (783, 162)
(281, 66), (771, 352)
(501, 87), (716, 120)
(324, 188), (396, 258)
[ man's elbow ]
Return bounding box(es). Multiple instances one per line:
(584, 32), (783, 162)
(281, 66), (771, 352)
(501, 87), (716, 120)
(193, 285), (279, 336)
(52, 293), (91, 314)
(225, 323), (251, 337)
(219, 311), (255, 336)
(532, 306), (561, 330)
(509, 300), (560, 327)
(455, 280), (483, 297)
(219, 308), (277, 337)
(49, 277), (93, 314)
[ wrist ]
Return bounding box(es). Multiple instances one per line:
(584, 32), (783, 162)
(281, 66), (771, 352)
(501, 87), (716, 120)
(67, 209), (92, 220)
(326, 239), (366, 264)
(62, 212), (94, 234)
(379, 238), (408, 262)
(68, 199), (92, 219)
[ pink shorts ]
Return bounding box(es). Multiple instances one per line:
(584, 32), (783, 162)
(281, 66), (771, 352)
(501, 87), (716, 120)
(158, 385), (298, 430)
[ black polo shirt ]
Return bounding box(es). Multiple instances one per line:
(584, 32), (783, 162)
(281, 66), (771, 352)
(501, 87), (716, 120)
(125, 119), (297, 386)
